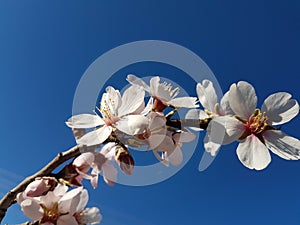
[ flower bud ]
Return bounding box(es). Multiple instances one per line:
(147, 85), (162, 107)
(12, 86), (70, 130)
(25, 177), (57, 197)
(115, 146), (134, 175)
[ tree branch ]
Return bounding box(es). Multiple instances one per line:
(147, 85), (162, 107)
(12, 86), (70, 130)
(166, 118), (211, 130)
(0, 145), (83, 223)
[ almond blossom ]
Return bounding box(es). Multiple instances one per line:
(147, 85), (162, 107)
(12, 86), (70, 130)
(17, 185), (102, 225)
(66, 85), (148, 146)
(127, 74), (198, 111)
(209, 81), (300, 170)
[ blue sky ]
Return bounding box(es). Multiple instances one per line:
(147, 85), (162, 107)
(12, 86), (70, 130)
(0, 1), (300, 224)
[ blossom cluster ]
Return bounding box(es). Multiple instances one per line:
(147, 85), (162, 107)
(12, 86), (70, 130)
(17, 177), (102, 225)
(17, 75), (300, 224)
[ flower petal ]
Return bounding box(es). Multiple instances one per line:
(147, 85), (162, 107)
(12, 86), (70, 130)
(59, 187), (83, 215)
(173, 130), (196, 143)
(166, 146), (183, 166)
(196, 80), (218, 112)
(126, 74), (150, 92)
(203, 132), (222, 156)
(66, 114), (104, 129)
(116, 115), (148, 135)
(148, 134), (175, 152)
(102, 162), (118, 186)
(167, 97), (198, 108)
(118, 85), (145, 116)
(104, 86), (122, 112)
(57, 215), (78, 225)
(208, 116), (245, 145)
(77, 126), (112, 146)
(76, 189), (89, 212)
(78, 207), (102, 225)
(236, 135), (271, 170)
(21, 199), (43, 220)
(261, 92), (299, 125)
(263, 130), (300, 160)
(229, 81), (257, 119)
(219, 91), (234, 116)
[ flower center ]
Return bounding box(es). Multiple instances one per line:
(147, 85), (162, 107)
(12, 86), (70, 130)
(41, 203), (61, 224)
(237, 109), (274, 141)
(99, 99), (119, 125)
(246, 109), (269, 134)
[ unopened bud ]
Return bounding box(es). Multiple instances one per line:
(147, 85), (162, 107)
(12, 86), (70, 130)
(25, 177), (57, 197)
(115, 146), (134, 175)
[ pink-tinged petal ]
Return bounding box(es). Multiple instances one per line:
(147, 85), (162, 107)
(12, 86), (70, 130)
(261, 92), (299, 125)
(185, 109), (207, 131)
(196, 80), (218, 112)
(173, 131), (195, 143)
(57, 215), (78, 225)
(100, 143), (116, 160)
(126, 74), (151, 92)
(21, 199), (43, 220)
(118, 85), (145, 116)
(154, 151), (169, 166)
(229, 81), (257, 119)
(59, 187), (83, 215)
(77, 207), (102, 225)
(16, 192), (25, 205)
(102, 162), (118, 186)
(66, 114), (104, 129)
(92, 152), (107, 171)
(73, 152), (95, 168)
(236, 135), (271, 170)
(219, 91), (234, 116)
(25, 179), (49, 197)
(77, 126), (112, 146)
(116, 115), (148, 135)
(40, 191), (61, 209)
(149, 115), (166, 132)
(166, 146), (183, 166)
(53, 184), (68, 197)
(148, 134), (175, 152)
(90, 172), (99, 189)
(263, 130), (300, 160)
(168, 97), (198, 108)
(76, 189), (89, 212)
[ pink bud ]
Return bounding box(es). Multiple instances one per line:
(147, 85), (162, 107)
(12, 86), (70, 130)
(116, 150), (134, 176)
(25, 177), (57, 197)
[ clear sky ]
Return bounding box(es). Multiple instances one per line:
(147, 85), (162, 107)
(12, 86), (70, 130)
(0, 1), (300, 225)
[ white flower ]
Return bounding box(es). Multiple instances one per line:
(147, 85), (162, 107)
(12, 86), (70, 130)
(186, 80), (234, 156)
(127, 74), (198, 111)
(73, 142), (118, 188)
(66, 85), (148, 146)
(211, 81), (300, 170)
(18, 185), (102, 225)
